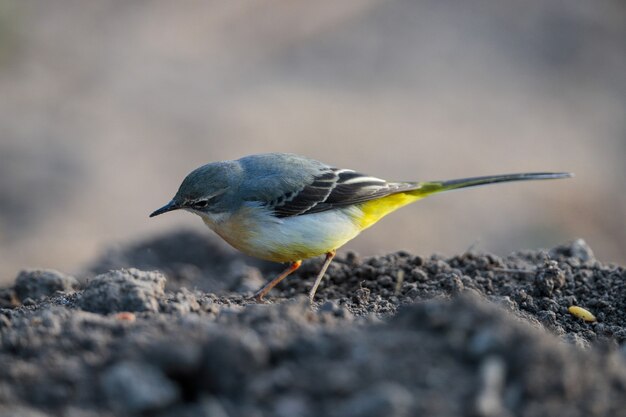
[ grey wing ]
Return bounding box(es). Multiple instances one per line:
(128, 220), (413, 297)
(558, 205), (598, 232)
(237, 153), (334, 215)
(269, 169), (336, 217)
(271, 168), (422, 218)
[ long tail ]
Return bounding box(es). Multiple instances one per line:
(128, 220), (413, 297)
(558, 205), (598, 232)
(412, 172), (573, 196)
(354, 172), (572, 230)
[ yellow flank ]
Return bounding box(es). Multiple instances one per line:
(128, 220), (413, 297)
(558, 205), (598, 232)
(266, 245), (331, 263)
(202, 189), (430, 263)
(355, 191), (424, 230)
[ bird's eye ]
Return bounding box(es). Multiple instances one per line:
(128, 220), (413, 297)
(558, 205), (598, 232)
(193, 200), (209, 208)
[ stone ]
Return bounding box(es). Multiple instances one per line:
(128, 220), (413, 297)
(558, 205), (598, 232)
(101, 361), (180, 413)
(79, 269), (165, 314)
(14, 269), (78, 301)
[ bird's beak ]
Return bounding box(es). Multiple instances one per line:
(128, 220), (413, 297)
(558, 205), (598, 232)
(149, 200), (180, 218)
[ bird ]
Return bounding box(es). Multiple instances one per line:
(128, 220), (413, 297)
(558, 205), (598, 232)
(149, 153), (572, 302)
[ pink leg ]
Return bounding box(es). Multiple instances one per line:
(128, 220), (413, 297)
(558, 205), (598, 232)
(309, 250), (336, 302)
(252, 260), (302, 300)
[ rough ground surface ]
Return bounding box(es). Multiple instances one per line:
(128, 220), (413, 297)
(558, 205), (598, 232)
(0, 231), (625, 417)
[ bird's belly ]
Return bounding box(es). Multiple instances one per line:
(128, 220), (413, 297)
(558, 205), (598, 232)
(206, 207), (362, 263)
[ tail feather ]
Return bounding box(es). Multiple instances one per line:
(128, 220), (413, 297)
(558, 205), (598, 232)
(411, 172), (573, 196)
(356, 172), (572, 230)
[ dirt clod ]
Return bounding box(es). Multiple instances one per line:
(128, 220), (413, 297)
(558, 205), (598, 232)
(0, 231), (624, 416)
(14, 269), (78, 302)
(101, 361), (180, 412)
(79, 268), (166, 314)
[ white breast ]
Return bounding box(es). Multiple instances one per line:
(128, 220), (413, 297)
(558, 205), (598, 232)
(194, 205), (363, 263)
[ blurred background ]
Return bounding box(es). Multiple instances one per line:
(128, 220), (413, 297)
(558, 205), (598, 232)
(0, 0), (624, 284)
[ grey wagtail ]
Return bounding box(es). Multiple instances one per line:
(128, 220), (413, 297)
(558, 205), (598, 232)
(150, 152), (572, 301)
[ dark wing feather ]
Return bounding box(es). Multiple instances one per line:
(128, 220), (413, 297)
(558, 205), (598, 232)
(271, 168), (421, 218)
(270, 169), (337, 217)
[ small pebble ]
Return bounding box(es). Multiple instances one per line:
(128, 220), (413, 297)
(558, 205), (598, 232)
(14, 269), (78, 302)
(115, 312), (136, 322)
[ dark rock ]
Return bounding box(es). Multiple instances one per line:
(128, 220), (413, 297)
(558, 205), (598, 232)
(333, 383), (413, 417)
(201, 330), (269, 395)
(550, 239), (595, 262)
(101, 361), (180, 413)
(158, 399), (230, 417)
(273, 395), (311, 417)
(161, 288), (201, 314)
(353, 287), (371, 305)
(0, 406), (50, 417)
(442, 272), (465, 295)
(410, 267), (428, 282)
(534, 261), (566, 296)
(21, 297), (36, 306)
(319, 300), (354, 321)
(345, 251), (361, 267)
(0, 288), (19, 308)
(79, 269), (165, 314)
(376, 275), (394, 287)
(14, 269), (78, 301)
(143, 341), (203, 377)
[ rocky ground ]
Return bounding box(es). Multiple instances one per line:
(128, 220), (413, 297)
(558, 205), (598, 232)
(0, 230), (625, 417)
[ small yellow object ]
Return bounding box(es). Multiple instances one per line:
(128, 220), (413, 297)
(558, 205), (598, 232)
(114, 312), (136, 322)
(568, 306), (596, 322)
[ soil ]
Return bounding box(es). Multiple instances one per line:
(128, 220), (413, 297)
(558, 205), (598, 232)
(0, 230), (625, 417)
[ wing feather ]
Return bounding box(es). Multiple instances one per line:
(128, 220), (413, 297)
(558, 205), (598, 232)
(270, 168), (421, 218)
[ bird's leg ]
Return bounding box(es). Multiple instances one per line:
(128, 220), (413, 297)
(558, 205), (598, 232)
(309, 250), (336, 303)
(252, 260), (302, 301)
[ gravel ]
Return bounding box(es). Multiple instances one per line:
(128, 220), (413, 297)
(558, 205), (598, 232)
(0, 231), (624, 416)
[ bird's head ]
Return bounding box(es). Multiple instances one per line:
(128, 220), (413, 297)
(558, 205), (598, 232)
(149, 161), (240, 218)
